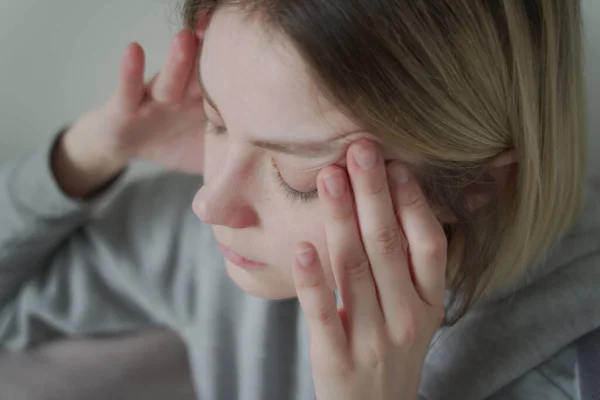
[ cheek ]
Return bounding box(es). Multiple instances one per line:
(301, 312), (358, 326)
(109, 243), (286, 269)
(291, 210), (336, 288)
(262, 203), (334, 281)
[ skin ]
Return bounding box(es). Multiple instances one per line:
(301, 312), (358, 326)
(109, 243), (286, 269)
(192, 9), (447, 398)
(193, 7), (427, 299)
(55, 7), (449, 398)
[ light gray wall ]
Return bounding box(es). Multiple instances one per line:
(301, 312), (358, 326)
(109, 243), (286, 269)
(0, 0), (175, 163)
(0, 0), (598, 176)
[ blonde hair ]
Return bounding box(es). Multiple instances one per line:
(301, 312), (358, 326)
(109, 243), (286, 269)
(183, 0), (587, 321)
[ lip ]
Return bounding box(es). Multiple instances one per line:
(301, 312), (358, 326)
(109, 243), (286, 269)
(218, 243), (267, 270)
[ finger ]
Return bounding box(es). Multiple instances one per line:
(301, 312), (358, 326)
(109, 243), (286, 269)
(317, 166), (384, 340)
(188, 12), (209, 98)
(194, 12), (210, 40)
(346, 141), (418, 324)
(293, 243), (349, 362)
(113, 42), (146, 111)
(185, 38), (204, 99)
(151, 30), (198, 104)
(388, 162), (448, 307)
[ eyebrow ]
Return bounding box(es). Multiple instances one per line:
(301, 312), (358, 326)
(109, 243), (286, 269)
(199, 70), (348, 158)
(251, 138), (340, 157)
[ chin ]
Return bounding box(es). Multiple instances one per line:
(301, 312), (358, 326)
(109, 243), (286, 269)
(224, 261), (297, 300)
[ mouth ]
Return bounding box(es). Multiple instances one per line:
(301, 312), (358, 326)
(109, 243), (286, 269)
(218, 243), (267, 270)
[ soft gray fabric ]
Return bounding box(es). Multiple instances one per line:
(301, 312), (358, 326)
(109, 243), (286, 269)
(0, 135), (599, 399)
(488, 344), (578, 400)
(577, 328), (600, 400)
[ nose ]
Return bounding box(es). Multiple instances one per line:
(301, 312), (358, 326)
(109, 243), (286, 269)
(193, 178), (259, 229)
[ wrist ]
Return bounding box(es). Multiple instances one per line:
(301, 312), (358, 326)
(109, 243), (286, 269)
(51, 111), (128, 198)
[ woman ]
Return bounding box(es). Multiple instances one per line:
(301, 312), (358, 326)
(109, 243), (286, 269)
(0, 0), (598, 399)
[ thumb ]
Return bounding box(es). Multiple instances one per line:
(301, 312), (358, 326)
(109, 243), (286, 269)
(112, 42), (146, 111)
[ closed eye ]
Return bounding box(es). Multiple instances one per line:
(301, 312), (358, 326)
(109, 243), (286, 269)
(271, 158), (319, 204)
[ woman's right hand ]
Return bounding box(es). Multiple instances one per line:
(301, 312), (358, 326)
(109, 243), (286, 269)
(53, 29), (206, 198)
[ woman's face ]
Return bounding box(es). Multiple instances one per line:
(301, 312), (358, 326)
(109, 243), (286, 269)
(193, 7), (412, 298)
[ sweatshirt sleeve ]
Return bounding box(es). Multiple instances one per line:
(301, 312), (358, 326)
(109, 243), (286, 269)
(0, 131), (205, 349)
(0, 131), (127, 311)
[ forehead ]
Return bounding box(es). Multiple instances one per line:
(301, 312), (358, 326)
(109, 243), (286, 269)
(201, 7), (359, 143)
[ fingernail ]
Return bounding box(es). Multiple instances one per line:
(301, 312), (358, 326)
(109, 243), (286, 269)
(353, 144), (379, 170)
(323, 171), (346, 198)
(390, 163), (410, 184)
(297, 246), (315, 268)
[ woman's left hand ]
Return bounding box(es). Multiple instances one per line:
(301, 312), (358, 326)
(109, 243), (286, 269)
(293, 140), (447, 400)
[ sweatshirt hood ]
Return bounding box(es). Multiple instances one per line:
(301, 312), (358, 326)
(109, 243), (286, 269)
(420, 187), (600, 399)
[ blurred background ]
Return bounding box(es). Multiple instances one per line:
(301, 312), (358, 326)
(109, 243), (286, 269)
(0, 0), (598, 180)
(0, 0), (177, 169)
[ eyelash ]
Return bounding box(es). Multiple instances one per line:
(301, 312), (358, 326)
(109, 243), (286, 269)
(271, 157), (319, 204)
(208, 122), (319, 204)
(274, 168), (319, 204)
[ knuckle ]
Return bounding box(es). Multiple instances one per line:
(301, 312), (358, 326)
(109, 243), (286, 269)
(153, 89), (175, 104)
(172, 55), (186, 67)
(401, 190), (424, 210)
(364, 177), (387, 196)
(297, 273), (321, 291)
(310, 343), (354, 380)
(325, 355), (354, 381)
(333, 361), (354, 381)
(371, 226), (402, 255)
(173, 48), (192, 66)
(393, 309), (420, 346)
(329, 204), (354, 221)
(171, 103), (186, 112)
(417, 234), (447, 262)
(344, 258), (372, 283)
(309, 304), (339, 327)
(361, 338), (388, 371)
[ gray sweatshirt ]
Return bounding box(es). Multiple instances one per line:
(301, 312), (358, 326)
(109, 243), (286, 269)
(0, 134), (599, 400)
